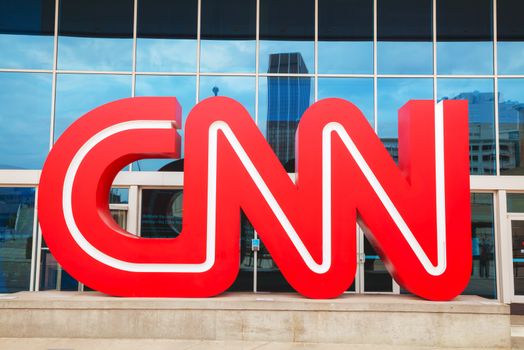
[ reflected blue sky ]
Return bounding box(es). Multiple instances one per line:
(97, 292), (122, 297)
(259, 40), (314, 73)
(377, 78), (433, 138)
(378, 42), (433, 74)
(437, 42), (493, 75)
(134, 75), (196, 171)
(136, 38), (197, 72)
(498, 42), (524, 75)
(199, 76), (256, 118)
(200, 40), (256, 73)
(54, 74), (132, 141)
(0, 34), (54, 69)
(318, 78), (374, 126)
(0, 73), (52, 169)
(318, 41), (372, 74)
(58, 37), (133, 71)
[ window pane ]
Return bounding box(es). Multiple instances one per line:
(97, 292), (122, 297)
(377, 0), (432, 74)
(508, 193), (524, 213)
(54, 74), (132, 141)
(498, 0), (524, 74)
(200, 0), (255, 73)
(141, 189), (182, 238)
(498, 79), (524, 175)
(134, 75), (196, 171)
(39, 246), (78, 291)
(0, 0), (54, 69)
(318, 78), (374, 126)
(0, 187), (35, 292)
(467, 193), (496, 299)
(377, 78), (433, 162)
(110, 188), (129, 204)
(58, 0), (133, 71)
(437, 0), (493, 74)
(0, 73), (52, 169)
(137, 0), (197, 72)
(259, 0), (314, 73)
(437, 78), (495, 175)
(199, 76), (256, 118)
(318, 0), (373, 74)
(258, 74), (313, 171)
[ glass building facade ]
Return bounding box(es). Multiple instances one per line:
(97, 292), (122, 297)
(0, 0), (524, 302)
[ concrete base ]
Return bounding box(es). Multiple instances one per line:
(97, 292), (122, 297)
(0, 292), (511, 349)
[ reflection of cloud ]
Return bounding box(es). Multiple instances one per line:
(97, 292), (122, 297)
(200, 40), (255, 72)
(437, 42), (493, 74)
(318, 78), (374, 123)
(0, 34), (54, 69)
(0, 73), (52, 169)
(58, 36), (133, 71)
(137, 39), (197, 72)
(318, 41), (372, 74)
(378, 41), (432, 74)
(497, 42), (524, 74)
(199, 76), (256, 117)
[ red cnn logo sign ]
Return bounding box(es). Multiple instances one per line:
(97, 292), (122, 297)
(38, 97), (471, 300)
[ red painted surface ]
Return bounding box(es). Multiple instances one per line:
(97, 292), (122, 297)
(38, 97), (471, 300)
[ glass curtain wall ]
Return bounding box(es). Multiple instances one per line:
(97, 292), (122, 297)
(2, 0), (524, 296)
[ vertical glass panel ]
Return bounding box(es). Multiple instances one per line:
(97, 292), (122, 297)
(256, 239), (294, 292)
(259, 0), (314, 73)
(0, 73), (52, 169)
(134, 75), (196, 171)
(58, 0), (133, 71)
(318, 0), (373, 74)
(438, 78), (495, 175)
(318, 78), (374, 126)
(363, 236), (392, 292)
(0, 0), (55, 69)
(0, 188), (35, 292)
(110, 188), (129, 204)
(498, 79), (524, 175)
(137, 0), (197, 73)
(140, 189), (182, 238)
(467, 193), (496, 298)
(377, 78), (433, 162)
(200, 0), (256, 73)
(199, 76), (256, 118)
(513, 220), (524, 296)
(54, 74), (131, 141)
(39, 241), (78, 291)
(498, 0), (524, 74)
(377, 0), (433, 74)
(228, 213), (255, 292)
(508, 193), (524, 213)
(437, 0), (493, 75)
(258, 74), (313, 171)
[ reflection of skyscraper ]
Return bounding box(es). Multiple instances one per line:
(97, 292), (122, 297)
(266, 53), (311, 169)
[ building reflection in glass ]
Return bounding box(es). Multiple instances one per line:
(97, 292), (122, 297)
(499, 79), (524, 175)
(0, 188), (35, 292)
(265, 52), (311, 171)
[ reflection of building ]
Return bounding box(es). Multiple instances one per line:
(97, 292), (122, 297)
(266, 53), (311, 169)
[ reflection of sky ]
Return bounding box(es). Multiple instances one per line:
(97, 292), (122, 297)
(378, 42), (433, 74)
(318, 41), (372, 74)
(0, 34), (54, 69)
(136, 38), (197, 72)
(498, 42), (524, 75)
(437, 42), (493, 75)
(200, 40), (256, 73)
(437, 78), (494, 123)
(58, 37), (133, 71)
(134, 75), (196, 171)
(377, 78), (433, 138)
(110, 187), (129, 204)
(498, 79), (524, 125)
(54, 74), (132, 141)
(199, 76), (256, 118)
(259, 40), (314, 73)
(258, 76), (313, 137)
(318, 78), (374, 126)
(0, 73), (52, 169)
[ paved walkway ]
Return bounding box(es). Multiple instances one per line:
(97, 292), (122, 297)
(0, 338), (512, 350)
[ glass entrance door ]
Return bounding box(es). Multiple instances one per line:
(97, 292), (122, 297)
(511, 219), (524, 299)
